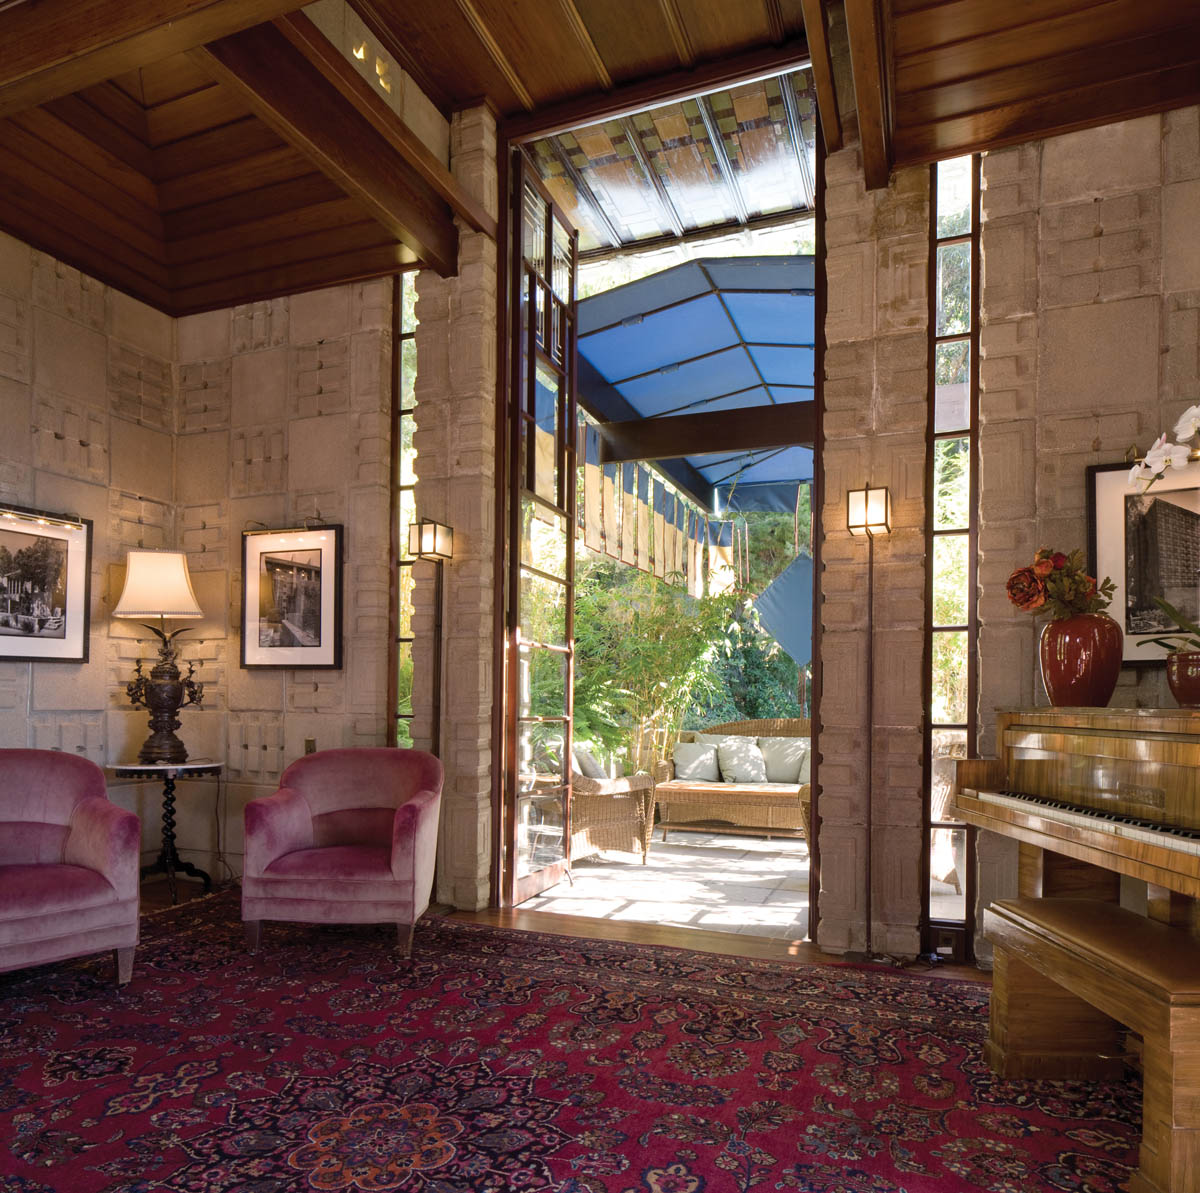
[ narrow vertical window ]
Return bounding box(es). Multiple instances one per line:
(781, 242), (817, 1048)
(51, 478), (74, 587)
(925, 156), (979, 958)
(395, 274), (418, 745)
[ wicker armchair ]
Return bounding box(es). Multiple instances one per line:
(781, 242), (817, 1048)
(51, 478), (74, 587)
(570, 771), (656, 864)
(653, 717), (811, 841)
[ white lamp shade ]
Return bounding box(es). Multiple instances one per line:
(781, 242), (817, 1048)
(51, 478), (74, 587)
(113, 550), (203, 618)
(408, 520), (454, 561)
(847, 486), (891, 537)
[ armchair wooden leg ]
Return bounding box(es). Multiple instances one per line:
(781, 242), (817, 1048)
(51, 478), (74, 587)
(115, 947), (134, 985)
(244, 920), (262, 953)
(397, 922), (416, 957)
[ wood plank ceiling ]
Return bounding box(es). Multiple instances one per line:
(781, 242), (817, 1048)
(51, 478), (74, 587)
(0, 0), (1198, 310)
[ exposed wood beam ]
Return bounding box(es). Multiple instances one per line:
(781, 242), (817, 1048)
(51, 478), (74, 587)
(274, 12), (497, 240)
(764, 0), (787, 44)
(452, 0), (536, 110)
(657, 0), (696, 67)
(506, 39), (811, 143)
(191, 22), (459, 275)
(843, 0), (890, 188)
(798, 0), (842, 151)
(0, 0), (303, 119)
(556, 0), (613, 90)
(596, 401), (816, 465)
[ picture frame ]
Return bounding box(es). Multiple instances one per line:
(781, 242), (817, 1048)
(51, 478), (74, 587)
(0, 503), (92, 663)
(1087, 460), (1200, 665)
(240, 525), (343, 670)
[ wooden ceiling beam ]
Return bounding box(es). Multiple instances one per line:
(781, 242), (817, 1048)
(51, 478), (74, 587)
(0, 0), (303, 119)
(452, 0), (536, 110)
(596, 401), (816, 465)
(191, 22), (459, 275)
(798, 0), (842, 151)
(657, 0), (696, 67)
(555, 0), (614, 90)
(505, 38), (811, 142)
(843, 0), (890, 188)
(273, 13), (497, 240)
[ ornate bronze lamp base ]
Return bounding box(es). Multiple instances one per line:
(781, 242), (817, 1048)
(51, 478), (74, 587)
(127, 626), (203, 764)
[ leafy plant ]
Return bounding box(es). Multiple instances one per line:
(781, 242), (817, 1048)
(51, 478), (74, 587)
(1137, 596), (1200, 654)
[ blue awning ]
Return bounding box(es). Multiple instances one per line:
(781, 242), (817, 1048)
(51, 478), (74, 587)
(578, 256), (815, 513)
(753, 553), (813, 667)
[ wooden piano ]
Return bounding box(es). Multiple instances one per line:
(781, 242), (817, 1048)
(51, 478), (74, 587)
(954, 708), (1200, 1193)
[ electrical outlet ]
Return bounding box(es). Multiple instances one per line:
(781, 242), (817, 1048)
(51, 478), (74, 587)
(304, 737), (316, 755)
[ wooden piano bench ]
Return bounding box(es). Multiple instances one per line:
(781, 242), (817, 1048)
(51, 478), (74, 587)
(986, 897), (1200, 1193)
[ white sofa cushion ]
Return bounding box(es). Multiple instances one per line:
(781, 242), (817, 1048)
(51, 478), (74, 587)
(758, 736), (810, 784)
(572, 746), (607, 779)
(673, 741), (720, 782)
(717, 739), (768, 784)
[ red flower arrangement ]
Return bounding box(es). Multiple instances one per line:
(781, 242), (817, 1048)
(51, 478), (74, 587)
(1006, 548), (1115, 621)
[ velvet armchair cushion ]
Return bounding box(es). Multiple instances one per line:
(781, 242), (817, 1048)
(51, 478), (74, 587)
(0, 749), (140, 981)
(242, 747), (444, 947)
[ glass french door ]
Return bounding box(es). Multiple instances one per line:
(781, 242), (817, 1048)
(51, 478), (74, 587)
(502, 152), (579, 905)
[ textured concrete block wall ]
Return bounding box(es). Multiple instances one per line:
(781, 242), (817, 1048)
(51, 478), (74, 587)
(0, 230), (395, 878)
(819, 134), (930, 956)
(973, 105), (1200, 958)
(411, 106), (499, 911)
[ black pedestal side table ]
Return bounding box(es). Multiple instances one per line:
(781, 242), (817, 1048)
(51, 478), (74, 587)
(113, 761), (223, 904)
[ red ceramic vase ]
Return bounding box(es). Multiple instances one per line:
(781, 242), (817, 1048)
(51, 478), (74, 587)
(1038, 612), (1123, 708)
(1167, 651), (1200, 708)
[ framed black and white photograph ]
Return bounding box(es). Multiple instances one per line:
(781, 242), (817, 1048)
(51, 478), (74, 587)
(241, 526), (342, 669)
(1088, 460), (1200, 664)
(0, 504), (92, 663)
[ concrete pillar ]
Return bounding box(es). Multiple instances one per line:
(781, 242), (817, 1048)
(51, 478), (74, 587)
(411, 105), (500, 910)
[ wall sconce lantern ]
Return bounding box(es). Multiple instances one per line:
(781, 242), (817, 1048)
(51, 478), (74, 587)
(407, 519), (454, 756)
(113, 550), (204, 764)
(847, 486), (892, 537)
(408, 519), (454, 561)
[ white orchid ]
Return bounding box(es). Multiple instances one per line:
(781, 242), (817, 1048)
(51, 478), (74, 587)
(1174, 404), (1200, 440)
(1144, 432), (1191, 474)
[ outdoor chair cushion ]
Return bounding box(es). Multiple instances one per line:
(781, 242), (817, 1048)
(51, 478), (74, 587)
(759, 736), (809, 784)
(673, 741), (719, 782)
(572, 747), (607, 779)
(718, 740), (768, 784)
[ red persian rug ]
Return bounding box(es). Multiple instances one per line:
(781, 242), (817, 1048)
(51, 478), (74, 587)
(0, 889), (1138, 1193)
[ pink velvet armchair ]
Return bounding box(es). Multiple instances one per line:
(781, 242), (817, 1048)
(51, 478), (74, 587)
(242, 747), (443, 956)
(0, 749), (141, 984)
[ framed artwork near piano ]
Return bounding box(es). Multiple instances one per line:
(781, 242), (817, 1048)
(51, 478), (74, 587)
(1088, 459), (1200, 664)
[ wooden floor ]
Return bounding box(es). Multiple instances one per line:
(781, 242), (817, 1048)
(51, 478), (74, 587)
(453, 907), (989, 983)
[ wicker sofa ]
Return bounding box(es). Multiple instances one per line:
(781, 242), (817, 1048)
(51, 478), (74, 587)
(652, 718), (811, 842)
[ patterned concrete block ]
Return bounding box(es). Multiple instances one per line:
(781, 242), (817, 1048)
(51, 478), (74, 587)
(980, 142), (1040, 220)
(289, 286), (350, 344)
(1165, 291), (1200, 398)
(107, 289), (172, 358)
(1164, 181), (1200, 293)
(1041, 114), (1161, 203)
(108, 490), (171, 552)
(179, 359), (232, 432)
(226, 712), (286, 781)
(231, 347), (287, 427)
(352, 279), (392, 332)
(350, 329), (391, 412)
(0, 290), (30, 383)
(32, 253), (104, 329)
(286, 671), (345, 714)
(108, 343), (173, 428)
(29, 710), (105, 762)
(178, 310), (231, 363)
(981, 213), (1038, 321)
(288, 413), (349, 488)
(231, 299), (287, 354)
(110, 417), (172, 502)
(33, 632), (108, 710)
(1165, 106), (1200, 184)
(230, 423), (286, 496)
(0, 664), (30, 746)
(179, 500), (228, 572)
(290, 338), (349, 418)
(0, 377), (31, 465)
(825, 243), (875, 343)
(32, 392), (108, 482)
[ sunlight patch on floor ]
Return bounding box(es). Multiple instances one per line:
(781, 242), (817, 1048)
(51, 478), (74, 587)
(522, 830), (810, 941)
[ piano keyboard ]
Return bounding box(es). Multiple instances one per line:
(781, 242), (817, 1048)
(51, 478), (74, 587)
(978, 790), (1200, 857)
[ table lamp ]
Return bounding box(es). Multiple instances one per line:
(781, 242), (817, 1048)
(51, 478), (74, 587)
(113, 550), (204, 764)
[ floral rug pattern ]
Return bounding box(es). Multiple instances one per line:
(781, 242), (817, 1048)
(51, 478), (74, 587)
(0, 890), (1139, 1192)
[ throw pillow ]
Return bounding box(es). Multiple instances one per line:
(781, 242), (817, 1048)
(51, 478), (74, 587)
(572, 746), (607, 779)
(696, 732), (757, 751)
(673, 741), (720, 782)
(758, 736), (809, 784)
(717, 739), (768, 784)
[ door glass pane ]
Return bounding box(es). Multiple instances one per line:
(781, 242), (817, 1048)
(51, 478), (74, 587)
(518, 645), (567, 718)
(930, 825), (967, 923)
(934, 340), (969, 433)
(931, 728), (967, 826)
(519, 568), (567, 646)
(523, 182), (546, 278)
(395, 640), (413, 729)
(521, 499), (567, 578)
(516, 787), (565, 878)
(931, 630), (968, 724)
(935, 156), (972, 238)
(519, 720), (566, 784)
(933, 437), (969, 530)
(935, 242), (970, 337)
(531, 361), (560, 504)
(397, 564), (415, 637)
(933, 534), (968, 627)
(400, 275), (419, 333)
